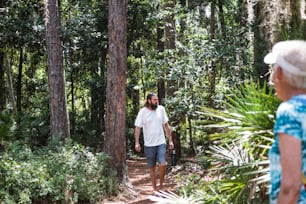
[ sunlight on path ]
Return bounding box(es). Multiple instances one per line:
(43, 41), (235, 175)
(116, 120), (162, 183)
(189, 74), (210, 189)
(127, 157), (177, 204)
(103, 157), (177, 204)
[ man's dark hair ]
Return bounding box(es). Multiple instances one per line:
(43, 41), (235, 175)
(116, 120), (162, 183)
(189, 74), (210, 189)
(146, 93), (156, 100)
(144, 93), (157, 107)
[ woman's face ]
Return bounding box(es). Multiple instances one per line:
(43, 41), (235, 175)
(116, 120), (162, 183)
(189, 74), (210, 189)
(271, 65), (286, 101)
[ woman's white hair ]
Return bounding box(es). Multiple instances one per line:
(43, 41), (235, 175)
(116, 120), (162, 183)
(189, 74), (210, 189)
(264, 40), (306, 89)
(281, 44), (306, 89)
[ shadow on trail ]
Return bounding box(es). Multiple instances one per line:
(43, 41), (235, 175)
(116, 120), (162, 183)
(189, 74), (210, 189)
(127, 157), (178, 204)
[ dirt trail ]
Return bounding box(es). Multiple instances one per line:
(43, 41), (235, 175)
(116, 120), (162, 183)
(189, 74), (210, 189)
(127, 157), (178, 204)
(104, 157), (178, 204)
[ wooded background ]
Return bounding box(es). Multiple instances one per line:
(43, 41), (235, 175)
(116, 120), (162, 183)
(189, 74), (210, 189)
(1, 0), (306, 185)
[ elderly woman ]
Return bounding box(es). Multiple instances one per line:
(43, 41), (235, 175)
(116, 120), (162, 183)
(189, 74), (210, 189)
(264, 40), (306, 204)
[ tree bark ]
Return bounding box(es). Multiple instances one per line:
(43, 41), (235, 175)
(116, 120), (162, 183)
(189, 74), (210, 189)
(289, 0), (303, 39)
(253, 1), (274, 86)
(163, 0), (182, 160)
(208, 1), (216, 108)
(100, 49), (107, 135)
(90, 51), (101, 137)
(0, 50), (4, 112)
(252, 0), (298, 86)
(218, 0), (226, 40)
(105, 0), (127, 181)
(6, 51), (16, 114)
(17, 48), (23, 116)
(69, 59), (75, 134)
(157, 26), (165, 105)
(44, 0), (70, 139)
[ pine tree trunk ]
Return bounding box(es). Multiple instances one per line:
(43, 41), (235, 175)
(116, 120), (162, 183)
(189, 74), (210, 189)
(100, 49), (107, 135)
(252, 0), (296, 86)
(69, 58), (76, 134)
(209, 1), (216, 108)
(105, 0), (127, 181)
(90, 52), (101, 139)
(289, 0), (303, 39)
(0, 50), (4, 112)
(44, 0), (70, 139)
(157, 26), (165, 104)
(6, 52), (16, 114)
(164, 0), (182, 160)
(0, 0), (4, 111)
(17, 48), (23, 116)
(253, 1), (270, 86)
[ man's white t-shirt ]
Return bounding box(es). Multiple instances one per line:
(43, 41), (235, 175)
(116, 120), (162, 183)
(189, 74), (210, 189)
(135, 105), (169, 147)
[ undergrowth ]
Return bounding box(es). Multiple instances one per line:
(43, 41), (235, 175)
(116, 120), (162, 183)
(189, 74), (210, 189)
(0, 140), (118, 203)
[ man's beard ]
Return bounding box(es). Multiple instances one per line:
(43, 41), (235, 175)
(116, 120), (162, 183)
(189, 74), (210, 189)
(150, 104), (158, 110)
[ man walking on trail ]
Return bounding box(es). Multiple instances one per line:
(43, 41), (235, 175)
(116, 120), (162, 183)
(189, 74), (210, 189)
(134, 93), (174, 191)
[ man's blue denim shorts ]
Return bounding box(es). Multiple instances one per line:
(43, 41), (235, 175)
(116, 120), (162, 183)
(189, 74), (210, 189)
(144, 143), (167, 168)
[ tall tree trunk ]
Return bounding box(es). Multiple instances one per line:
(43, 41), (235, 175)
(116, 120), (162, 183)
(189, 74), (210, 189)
(157, 26), (165, 105)
(17, 48), (23, 116)
(0, 0), (4, 112)
(0, 50), (4, 112)
(90, 49), (103, 145)
(44, 0), (70, 139)
(252, 0), (296, 86)
(126, 4), (140, 119)
(165, 2), (176, 97)
(164, 0), (182, 159)
(100, 49), (107, 135)
(289, 0), (303, 39)
(208, 1), (216, 108)
(129, 61), (139, 118)
(105, 0), (127, 181)
(70, 62), (75, 134)
(218, 0), (226, 40)
(253, 2), (271, 86)
(6, 50), (16, 114)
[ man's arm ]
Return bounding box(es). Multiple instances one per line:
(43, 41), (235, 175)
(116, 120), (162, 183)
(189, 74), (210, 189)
(163, 122), (174, 149)
(135, 126), (141, 152)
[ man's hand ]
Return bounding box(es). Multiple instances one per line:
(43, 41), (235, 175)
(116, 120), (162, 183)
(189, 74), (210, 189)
(135, 143), (141, 152)
(169, 141), (174, 150)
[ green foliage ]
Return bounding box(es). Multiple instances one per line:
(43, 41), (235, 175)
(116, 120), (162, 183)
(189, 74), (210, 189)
(18, 103), (50, 146)
(202, 81), (279, 150)
(0, 0), (45, 48)
(0, 141), (117, 203)
(0, 110), (14, 142)
(176, 80), (279, 203)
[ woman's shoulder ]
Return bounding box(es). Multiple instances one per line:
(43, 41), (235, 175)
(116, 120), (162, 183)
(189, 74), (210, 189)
(278, 95), (306, 116)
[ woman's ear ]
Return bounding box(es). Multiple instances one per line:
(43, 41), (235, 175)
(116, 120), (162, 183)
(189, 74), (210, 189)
(274, 65), (283, 81)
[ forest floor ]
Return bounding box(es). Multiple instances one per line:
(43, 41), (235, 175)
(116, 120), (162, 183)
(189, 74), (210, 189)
(103, 155), (203, 204)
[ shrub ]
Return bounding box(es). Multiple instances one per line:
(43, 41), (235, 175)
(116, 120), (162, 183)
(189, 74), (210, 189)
(172, 81), (279, 203)
(0, 110), (14, 142)
(0, 140), (117, 203)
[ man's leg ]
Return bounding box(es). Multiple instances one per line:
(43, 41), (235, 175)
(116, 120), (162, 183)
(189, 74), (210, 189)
(159, 164), (166, 190)
(150, 165), (157, 191)
(144, 146), (158, 191)
(157, 144), (167, 190)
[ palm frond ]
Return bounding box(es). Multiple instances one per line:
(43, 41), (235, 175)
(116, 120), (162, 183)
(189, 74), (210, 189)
(149, 190), (201, 204)
(193, 80), (279, 203)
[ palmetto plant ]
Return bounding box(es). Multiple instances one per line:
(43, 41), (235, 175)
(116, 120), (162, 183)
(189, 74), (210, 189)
(197, 81), (280, 203)
(150, 81), (280, 203)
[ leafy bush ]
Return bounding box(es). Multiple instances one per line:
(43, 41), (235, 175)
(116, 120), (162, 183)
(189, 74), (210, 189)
(175, 81), (279, 203)
(0, 140), (117, 203)
(0, 110), (14, 142)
